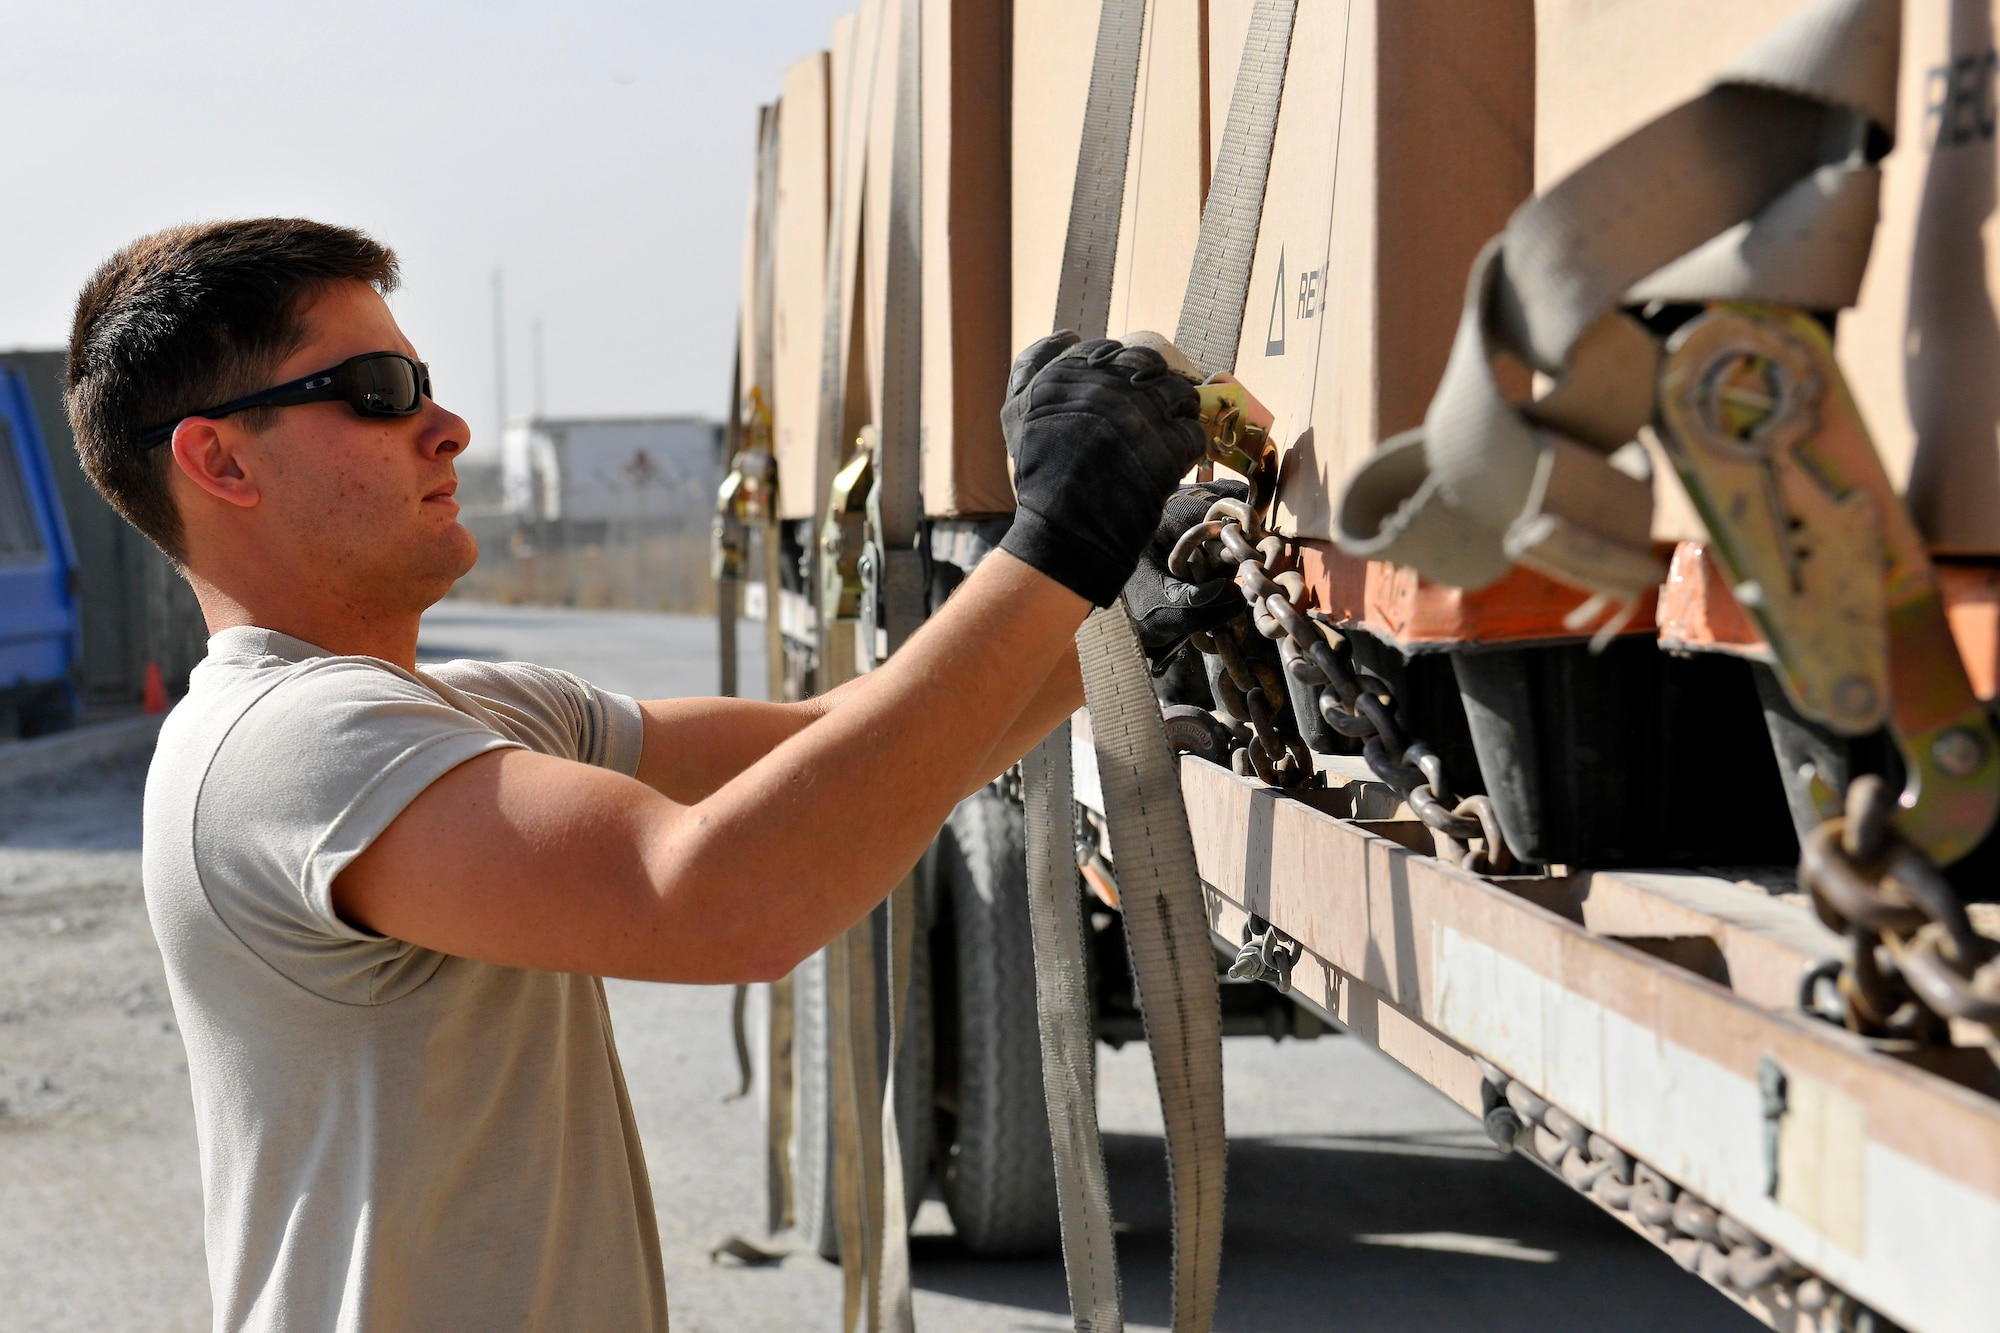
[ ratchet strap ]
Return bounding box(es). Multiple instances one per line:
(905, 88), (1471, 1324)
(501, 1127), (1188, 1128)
(1024, 5), (1295, 1332)
(827, 1), (926, 1328)
(812, 9), (893, 1330)
(865, 1), (925, 1329)
(1022, 3), (1147, 1331)
(1336, 0), (1900, 603)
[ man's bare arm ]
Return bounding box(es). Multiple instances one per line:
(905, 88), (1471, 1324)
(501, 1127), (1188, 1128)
(632, 642), (1082, 807)
(335, 552), (1087, 985)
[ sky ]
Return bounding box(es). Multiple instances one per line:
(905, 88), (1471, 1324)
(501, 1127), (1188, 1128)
(0, 0), (854, 464)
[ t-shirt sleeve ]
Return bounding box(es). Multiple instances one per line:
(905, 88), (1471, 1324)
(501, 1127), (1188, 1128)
(422, 659), (645, 777)
(193, 659), (524, 1004)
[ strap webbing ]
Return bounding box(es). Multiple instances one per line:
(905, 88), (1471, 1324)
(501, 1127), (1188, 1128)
(877, 0), (928, 657)
(1027, 5), (1294, 1333)
(1051, 0), (1148, 341)
(815, 15), (890, 1330)
(1023, 4), (1149, 1331)
(828, 919), (882, 1332)
(868, 2), (925, 1328)
(1022, 726), (1121, 1333)
(1175, 1), (1294, 377)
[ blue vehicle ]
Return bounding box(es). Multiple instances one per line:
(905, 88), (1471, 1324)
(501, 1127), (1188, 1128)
(0, 365), (80, 736)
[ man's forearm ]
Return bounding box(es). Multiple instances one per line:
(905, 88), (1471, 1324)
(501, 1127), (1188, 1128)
(641, 611), (1081, 809)
(652, 552), (1088, 976)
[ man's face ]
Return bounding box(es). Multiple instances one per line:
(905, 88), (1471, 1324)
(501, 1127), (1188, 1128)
(204, 280), (478, 613)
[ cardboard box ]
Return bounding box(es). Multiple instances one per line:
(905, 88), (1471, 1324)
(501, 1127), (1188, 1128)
(1104, 0), (1209, 341)
(1841, 1), (2000, 553)
(770, 56), (829, 519)
(919, 0), (1016, 517)
(1011, 0), (1107, 353)
(1216, 0), (1535, 541)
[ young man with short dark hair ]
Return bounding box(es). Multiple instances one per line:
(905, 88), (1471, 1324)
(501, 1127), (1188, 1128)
(68, 217), (1206, 1329)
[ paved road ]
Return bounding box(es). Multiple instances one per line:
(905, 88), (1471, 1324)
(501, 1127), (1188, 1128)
(0, 600), (1760, 1331)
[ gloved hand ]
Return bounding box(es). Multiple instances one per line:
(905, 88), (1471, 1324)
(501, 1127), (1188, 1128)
(998, 333), (1209, 607)
(1125, 479), (1251, 661)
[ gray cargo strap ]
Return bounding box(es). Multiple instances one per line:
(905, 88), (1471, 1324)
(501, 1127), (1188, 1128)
(1024, 6), (1295, 1333)
(1336, 0), (1900, 605)
(1134, 7), (1293, 1328)
(867, 0), (925, 1328)
(1022, 2), (1148, 1330)
(809, 7), (895, 1330)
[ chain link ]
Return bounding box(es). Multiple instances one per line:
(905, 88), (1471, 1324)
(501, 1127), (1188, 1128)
(1474, 1058), (1895, 1327)
(1798, 774), (2000, 1046)
(1171, 498), (1515, 874)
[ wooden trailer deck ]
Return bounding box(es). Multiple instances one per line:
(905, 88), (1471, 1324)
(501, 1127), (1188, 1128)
(1073, 720), (2000, 1333)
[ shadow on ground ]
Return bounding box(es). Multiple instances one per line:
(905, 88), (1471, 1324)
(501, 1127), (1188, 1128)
(909, 1131), (1756, 1332)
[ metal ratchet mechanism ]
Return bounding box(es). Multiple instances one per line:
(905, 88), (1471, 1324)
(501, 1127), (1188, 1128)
(714, 386), (777, 582)
(1657, 305), (2000, 1044)
(818, 435), (874, 623)
(1195, 380), (1278, 512)
(1655, 305), (2000, 864)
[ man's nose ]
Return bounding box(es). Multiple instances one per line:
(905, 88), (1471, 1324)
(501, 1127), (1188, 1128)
(420, 403), (471, 458)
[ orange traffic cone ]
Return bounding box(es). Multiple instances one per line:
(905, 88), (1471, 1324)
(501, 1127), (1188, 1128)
(143, 661), (168, 714)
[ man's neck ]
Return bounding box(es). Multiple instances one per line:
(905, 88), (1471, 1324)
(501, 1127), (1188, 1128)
(189, 573), (424, 671)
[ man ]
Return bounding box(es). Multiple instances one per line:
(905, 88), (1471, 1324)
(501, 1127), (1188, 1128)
(65, 218), (1209, 1330)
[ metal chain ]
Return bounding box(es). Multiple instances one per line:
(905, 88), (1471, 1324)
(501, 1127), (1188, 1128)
(1171, 497), (1516, 874)
(1474, 1057), (1893, 1328)
(1798, 774), (2000, 1045)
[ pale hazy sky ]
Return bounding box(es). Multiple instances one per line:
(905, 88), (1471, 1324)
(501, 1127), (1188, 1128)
(0, 0), (853, 462)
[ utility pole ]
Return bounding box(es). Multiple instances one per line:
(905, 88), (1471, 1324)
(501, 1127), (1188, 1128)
(532, 317), (547, 421)
(491, 268), (508, 448)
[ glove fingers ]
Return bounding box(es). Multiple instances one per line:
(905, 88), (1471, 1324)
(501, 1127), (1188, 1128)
(1167, 575), (1242, 610)
(1006, 331), (1082, 400)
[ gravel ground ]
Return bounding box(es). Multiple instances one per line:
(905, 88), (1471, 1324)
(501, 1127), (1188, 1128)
(0, 601), (1760, 1331)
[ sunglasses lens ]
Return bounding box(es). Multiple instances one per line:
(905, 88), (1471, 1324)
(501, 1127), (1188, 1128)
(352, 356), (422, 415)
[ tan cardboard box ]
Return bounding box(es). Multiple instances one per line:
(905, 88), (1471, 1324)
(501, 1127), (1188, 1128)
(920, 0), (1015, 517)
(1105, 0), (1210, 341)
(771, 58), (829, 519)
(1011, 0), (1106, 352)
(1842, 1), (2000, 553)
(860, 0), (902, 439)
(1213, 0), (1534, 541)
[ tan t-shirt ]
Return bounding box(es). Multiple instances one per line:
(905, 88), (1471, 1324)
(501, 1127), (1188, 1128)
(144, 626), (668, 1332)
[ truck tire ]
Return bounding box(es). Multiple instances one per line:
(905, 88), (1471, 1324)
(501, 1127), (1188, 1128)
(788, 918), (935, 1262)
(933, 788), (1061, 1256)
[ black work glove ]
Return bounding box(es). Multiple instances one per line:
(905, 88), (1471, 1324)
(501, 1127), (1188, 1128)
(998, 333), (1209, 607)
(1126, 479), (1251, 661)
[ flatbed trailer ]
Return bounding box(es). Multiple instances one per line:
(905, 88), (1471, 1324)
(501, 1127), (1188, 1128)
(715, 3), (2000, 1331)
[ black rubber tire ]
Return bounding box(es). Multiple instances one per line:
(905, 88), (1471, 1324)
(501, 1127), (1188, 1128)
(934, 788), (1061, 1256)
(787, 921), (935, 1263)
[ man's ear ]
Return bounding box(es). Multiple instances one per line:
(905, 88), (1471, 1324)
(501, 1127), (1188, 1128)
(169, 421), (260, 509)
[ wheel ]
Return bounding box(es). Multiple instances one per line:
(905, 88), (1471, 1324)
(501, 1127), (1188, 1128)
(787, 916), (935, 1262)
(932, 787), (1061, 1256)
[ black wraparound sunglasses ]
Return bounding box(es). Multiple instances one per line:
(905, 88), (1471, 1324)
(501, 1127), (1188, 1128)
(137, 351), (433, 450)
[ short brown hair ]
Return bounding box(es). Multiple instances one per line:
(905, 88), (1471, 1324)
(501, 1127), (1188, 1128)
(66, 219), (400, 562)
